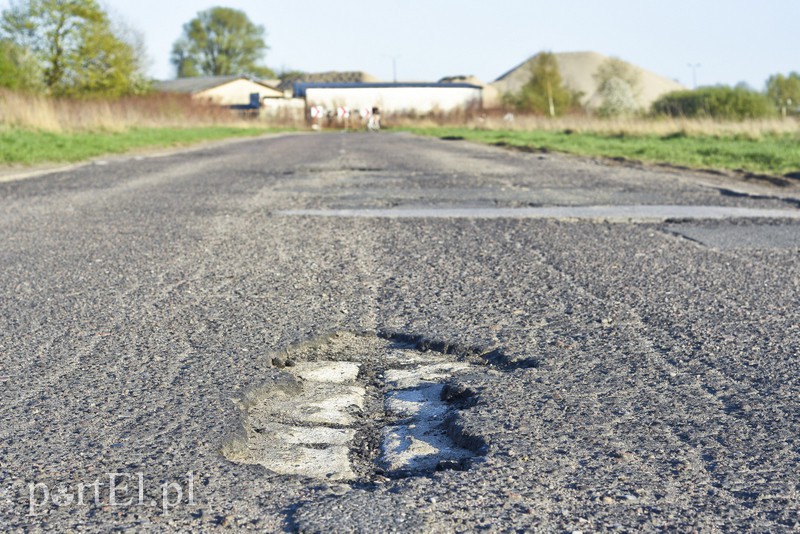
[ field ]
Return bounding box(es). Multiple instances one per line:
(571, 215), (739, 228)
(0, 90), (292, 165)
(2, 89), (799, 176)
(402, 116), (800, 177)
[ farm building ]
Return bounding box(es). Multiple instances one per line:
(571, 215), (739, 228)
(153, 75), (283, 106)
(294, 82), (483, 114)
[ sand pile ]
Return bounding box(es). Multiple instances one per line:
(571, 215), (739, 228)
(491, 51), (685, 109)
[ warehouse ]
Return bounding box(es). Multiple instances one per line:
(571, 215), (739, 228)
(294, 82), (483, 114)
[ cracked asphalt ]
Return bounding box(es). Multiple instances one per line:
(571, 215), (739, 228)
(1, 132), (799, 531)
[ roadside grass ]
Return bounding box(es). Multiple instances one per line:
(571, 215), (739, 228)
(3, 88), (798, 174)
(0, 90), (253, 131)
(404, 126), (800, 177)
(0, 127), (278, 165)
(0, 89), (304, 166)
(392, 114), (800, 138)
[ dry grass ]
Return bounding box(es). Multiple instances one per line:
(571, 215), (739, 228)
(389, 111), (800, 140)
(4, 88), (798, 140)
(0, 90), (283, 133)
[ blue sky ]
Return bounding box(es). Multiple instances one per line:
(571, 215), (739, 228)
(2, 1), (798, 89)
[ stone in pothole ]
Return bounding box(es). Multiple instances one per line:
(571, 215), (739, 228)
(225, 360), (365, 480)
(384, 362), (473, 389)
(385, 384), (446, 419)
(251, 382), (365, 426)
(380, 378), (473, 474)
(249, 442), (355, 480)
(291, 361), (361, 383)
(255, 423), (355, 446)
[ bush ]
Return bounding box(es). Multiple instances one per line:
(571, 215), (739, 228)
(766, 72), (800, 116)
(652, 86), (777, 120)
(597, 77), (639, 117)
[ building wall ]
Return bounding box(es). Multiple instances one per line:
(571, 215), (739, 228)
(481, 85), (502, 109)
(196, 79), (283, 105)
(304, 86), (482, 114)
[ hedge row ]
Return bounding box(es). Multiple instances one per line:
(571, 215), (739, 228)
(651, 86), (778, 120)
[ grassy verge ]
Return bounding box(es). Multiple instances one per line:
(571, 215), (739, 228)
(0, 126), (285, 165)
(405, 127), (800, 177)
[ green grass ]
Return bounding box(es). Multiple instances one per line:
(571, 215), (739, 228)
(0, 126), (284, 165)
(405, 127), (800, 177)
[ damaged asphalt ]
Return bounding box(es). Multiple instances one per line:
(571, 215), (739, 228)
(1, 132), (799, 531)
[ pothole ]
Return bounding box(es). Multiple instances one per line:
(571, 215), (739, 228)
(221, 332), (502, 482)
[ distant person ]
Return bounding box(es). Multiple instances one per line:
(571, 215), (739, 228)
(368, 107), (381, 131)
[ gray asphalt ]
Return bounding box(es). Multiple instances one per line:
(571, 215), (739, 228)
(1, 132), (799, 532)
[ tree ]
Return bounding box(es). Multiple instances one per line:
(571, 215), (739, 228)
(766, 72), (800, 116)
(171, 7), (272, 78)
(0, 0), (147, 96)
(0, 39), (41, 91)
(596, 77), (639, 117)
(593, 57), (642, 116)
(594, 57), (641, 96)
(509, 51), (579, 116)
(171, 37), (200, 78)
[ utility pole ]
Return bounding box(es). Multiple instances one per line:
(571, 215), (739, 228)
(687, 63), (701, 89)
(385, 55), (400, 83)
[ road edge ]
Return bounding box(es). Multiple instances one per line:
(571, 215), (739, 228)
(0, 131), (306, 184)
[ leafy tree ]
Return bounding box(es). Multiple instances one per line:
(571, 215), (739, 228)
(593, 57), (641, 116)
(594, 57), (641, 96)
(171, 7), (272, 78)
(509, 51), (579, 116)
(0, 0), (147, 96)
(652, 86), (777, 120)
(0, 39), (41, 91)
(766, 72), (800, 116)
(596, 77), (639, 117)
(171, 37), (200, 78)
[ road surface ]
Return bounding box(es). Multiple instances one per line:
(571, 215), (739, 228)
(1, 132), (799, 531)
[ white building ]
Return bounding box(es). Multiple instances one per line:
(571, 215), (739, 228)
(295, 82), (483, 114)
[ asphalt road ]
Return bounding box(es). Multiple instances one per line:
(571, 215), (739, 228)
(1, 132), (799, 531)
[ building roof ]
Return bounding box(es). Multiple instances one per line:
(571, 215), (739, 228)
(277, 71), (379, 92)
(153, 75), (278, 94)
(261, 79), (282, 89)
(294, 82), (482, 98)
(439, 75), (488, 87)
